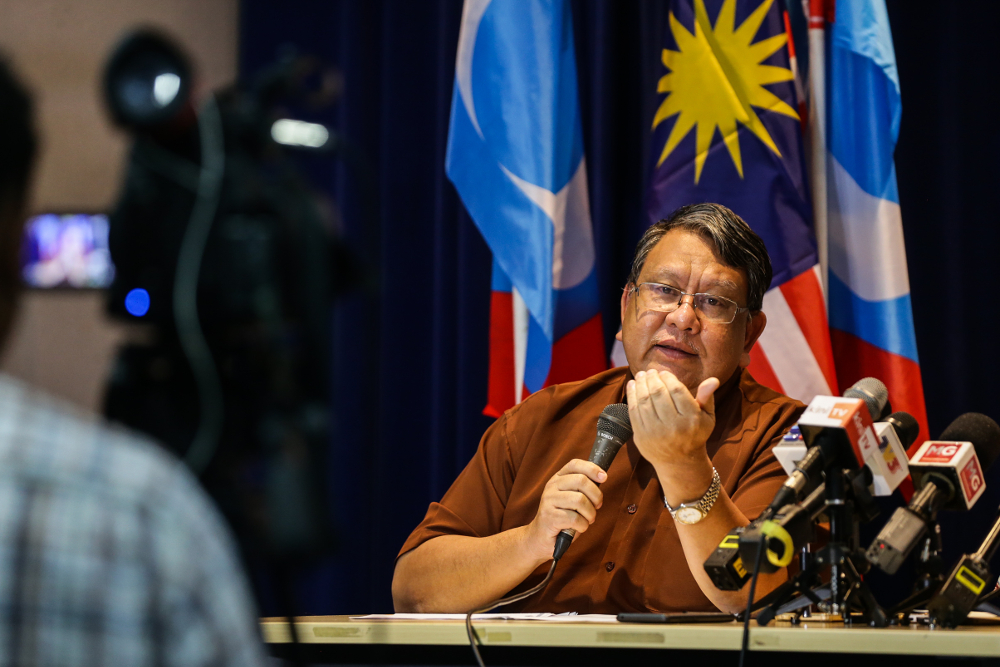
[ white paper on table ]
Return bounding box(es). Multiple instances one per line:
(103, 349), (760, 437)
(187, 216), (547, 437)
(351, 613), (619, 623)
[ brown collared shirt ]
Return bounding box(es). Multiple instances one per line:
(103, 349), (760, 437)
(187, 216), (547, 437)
(398, 366), (805, 612)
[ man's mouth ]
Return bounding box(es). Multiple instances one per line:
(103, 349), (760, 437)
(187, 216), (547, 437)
(653, 340), (697, 357)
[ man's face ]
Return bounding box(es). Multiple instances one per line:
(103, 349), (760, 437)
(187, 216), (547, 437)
(617, 229), (766, 391)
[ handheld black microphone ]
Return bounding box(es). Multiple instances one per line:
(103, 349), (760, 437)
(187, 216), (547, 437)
(552, 404), (631, 561)
(866, 413), (1000, 575)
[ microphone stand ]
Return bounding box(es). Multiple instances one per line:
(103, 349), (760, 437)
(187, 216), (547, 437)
(796, 545), (815, 621)
(916, 523), (946, 591)
(749, 464), (888, 627)
(888, 523), (946, 618)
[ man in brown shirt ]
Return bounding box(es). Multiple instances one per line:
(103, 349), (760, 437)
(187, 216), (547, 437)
(393, 203), (805, 614)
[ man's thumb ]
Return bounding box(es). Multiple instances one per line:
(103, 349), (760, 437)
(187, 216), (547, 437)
(695, 377), (720, 415)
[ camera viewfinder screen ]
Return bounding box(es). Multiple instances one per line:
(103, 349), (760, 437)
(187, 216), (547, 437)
(21, 213), (116, 289)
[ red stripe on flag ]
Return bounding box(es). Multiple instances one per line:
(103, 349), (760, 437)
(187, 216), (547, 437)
(809, 0), (833, 25)
(779, 270), (839, 394)
(783, 11), (797, 58)
(830, 328), (929, 450)
(484, 290), (516, 418)
(545, 314), (607, 387)
(748, 345), (783, 395)
(484, 302), (606, 417)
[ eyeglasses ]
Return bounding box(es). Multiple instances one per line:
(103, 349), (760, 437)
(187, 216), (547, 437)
(630, 282), (749, 324)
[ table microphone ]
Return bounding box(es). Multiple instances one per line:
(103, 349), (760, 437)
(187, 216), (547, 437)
(704, 379), (891, 592)
(866, 413), (1000, 575)
(928, 505), (1000, 628)
(765, 378), (890, 517)
(552, 404), (631, 560)
(867, 411), (920, 496)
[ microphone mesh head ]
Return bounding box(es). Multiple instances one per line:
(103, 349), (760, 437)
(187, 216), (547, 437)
(598, 403), (632, 442)
(939, 413), (1000, 472)
(844, 377), (890, 421)
(885, 411), (920, 449)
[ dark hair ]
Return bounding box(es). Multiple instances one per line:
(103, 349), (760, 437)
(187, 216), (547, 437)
(0, 56), (37, 346)
(626, 203), (772, 312)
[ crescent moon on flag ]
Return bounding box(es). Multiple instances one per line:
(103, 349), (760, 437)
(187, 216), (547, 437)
(455, 0), (491, 139)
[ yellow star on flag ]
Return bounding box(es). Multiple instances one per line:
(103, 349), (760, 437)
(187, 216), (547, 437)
(653, 0), (799, 184)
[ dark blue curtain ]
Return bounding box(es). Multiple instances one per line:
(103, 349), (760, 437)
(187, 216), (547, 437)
(239, 0), (1000, 614)
(877, 0), (1000, 602)
(238, 0), (671, 614)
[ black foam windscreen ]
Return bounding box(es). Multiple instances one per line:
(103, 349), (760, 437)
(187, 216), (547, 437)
(844, 377), (891, 421)
(597, 403), (632, 442)
(885, 411), (920, 450)
(939, 413), (1000, 472)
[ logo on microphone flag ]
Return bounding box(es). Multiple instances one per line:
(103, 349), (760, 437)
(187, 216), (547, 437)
(643, 0), (838, 405)
(810, 0), (929, 447)
(446, 0), (606, 417)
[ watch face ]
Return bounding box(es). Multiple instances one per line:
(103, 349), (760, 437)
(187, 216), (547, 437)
(675, 506), (705, 525)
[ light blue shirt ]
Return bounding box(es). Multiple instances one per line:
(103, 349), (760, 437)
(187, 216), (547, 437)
(0, 374), (266, 666)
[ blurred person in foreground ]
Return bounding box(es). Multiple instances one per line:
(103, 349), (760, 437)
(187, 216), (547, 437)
(0, 56), (266, 666)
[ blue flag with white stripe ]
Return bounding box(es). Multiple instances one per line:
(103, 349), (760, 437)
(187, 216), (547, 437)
(447, 0), (605, 411)
(823, 0), (927, 442)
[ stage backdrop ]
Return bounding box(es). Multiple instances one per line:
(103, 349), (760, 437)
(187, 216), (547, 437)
(239, 0), (1000, 614)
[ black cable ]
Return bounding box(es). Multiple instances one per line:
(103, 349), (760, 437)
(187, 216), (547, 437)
(465, 559), (559, 667)
(977, 586), (1000, 608)
(174, 94), (226, 475)
(739, 538), (765, 667)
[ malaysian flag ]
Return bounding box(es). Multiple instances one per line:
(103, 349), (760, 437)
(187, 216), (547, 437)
(638, 0), (837, 403)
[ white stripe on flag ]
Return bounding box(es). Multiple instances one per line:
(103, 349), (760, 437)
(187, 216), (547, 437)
(758, 286), (832, 403)
(499, 158), (595, 290)
(827, 156), (909, 302)
(513, 286), (529, 403)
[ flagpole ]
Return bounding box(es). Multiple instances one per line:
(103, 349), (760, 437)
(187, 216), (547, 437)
(807, 0), (829, 303)
(512, 287), (529, 404)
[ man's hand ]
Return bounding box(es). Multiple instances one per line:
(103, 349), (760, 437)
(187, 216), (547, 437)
(626, 369), (719, 505)
(523, 459), (606, 563)
(394, 459), (608, 613)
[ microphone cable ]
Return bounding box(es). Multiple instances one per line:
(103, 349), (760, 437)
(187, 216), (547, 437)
(465, 559), (559, 667)
(465, 403), (629, 666)
(739, 538), (765, 667)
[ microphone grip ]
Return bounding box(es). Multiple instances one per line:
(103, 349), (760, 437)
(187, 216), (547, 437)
(553, 530), (574, 560)
(551, 431), (626, 561)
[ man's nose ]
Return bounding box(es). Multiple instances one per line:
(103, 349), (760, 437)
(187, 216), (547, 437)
(664, 297), (700, 331)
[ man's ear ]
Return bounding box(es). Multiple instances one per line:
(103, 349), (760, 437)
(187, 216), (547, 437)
(616, 286), (631, 342)
(739, 311), (766, 369)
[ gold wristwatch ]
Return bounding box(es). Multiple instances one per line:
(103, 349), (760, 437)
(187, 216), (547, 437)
(664, 468), (721, 525)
